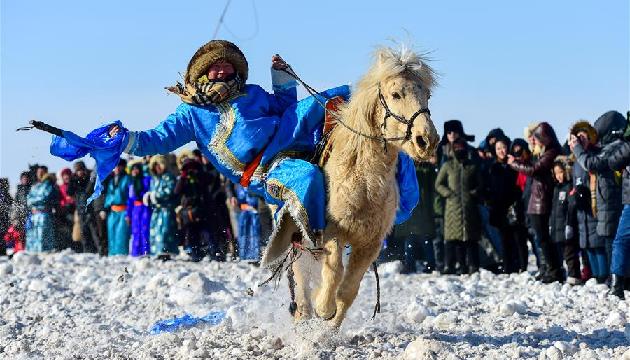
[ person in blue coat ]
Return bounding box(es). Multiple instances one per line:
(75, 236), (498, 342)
(104, 159), (131, 256)
(48, 40), (420, 264)
(127, 162), (151, 256)
(26, 166), (57, 253)
(146, 155), (179, 259)
(235, 184), (262, 262)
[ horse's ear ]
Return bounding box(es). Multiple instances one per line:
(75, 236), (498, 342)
(376, 48), (391, 66)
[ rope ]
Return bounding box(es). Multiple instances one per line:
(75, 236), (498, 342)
(372, 262), (381, 319)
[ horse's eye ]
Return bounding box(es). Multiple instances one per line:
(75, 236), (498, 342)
(392, 92), (401, 100)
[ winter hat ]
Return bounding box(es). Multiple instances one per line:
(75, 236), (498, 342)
(60, 168), (72, 178)
(485, 128), (506, 145)
(149, 155), (168, 176)
(552, 155), (572, 182)
(593, 110), (626, 146)
(185, 40), (248, 85)
(176, 149), (195, 170)
(570, 120), (598, 145)
(442, 120), (475, 142)
(73, 161), (87, 172)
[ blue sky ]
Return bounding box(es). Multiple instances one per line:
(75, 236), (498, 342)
(1, 0), (628, 187)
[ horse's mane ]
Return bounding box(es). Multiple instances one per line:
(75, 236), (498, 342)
(333, 45), (437, 157)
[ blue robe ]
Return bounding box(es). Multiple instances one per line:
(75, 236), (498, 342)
(236, 184), (261, 261)
(26, 178), (57, 253)
(49, 80), (419, 249)
(128, 176), (151, 256)
(149, 173), (178, 255)
(104, 174), (131, 255)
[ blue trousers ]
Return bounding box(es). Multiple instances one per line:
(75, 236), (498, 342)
(238, 210), (261, 261)
(586, 247), (609, 278)
(611, 204), (630, 276)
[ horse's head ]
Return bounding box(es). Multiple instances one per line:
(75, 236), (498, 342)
(363, 46), (439, 161)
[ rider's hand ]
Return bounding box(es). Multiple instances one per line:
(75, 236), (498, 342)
(271, 54), (288, 70)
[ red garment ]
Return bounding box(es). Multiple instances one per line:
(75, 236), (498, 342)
(59, 183), (75, 208)
(516, 172), (528, 192)
(4, 225), (24, 253)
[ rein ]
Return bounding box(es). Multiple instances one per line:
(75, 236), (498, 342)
(280, 66), (431, 150)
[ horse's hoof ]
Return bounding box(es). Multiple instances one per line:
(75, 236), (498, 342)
(318, 309), (336, 321)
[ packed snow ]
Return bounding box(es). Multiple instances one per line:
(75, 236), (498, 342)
(1, 251), (629, 359)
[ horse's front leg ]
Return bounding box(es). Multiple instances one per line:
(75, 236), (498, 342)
(291, 252), (320, 321)
(331, 244), (380, 327)
(315, 238), (343, 320)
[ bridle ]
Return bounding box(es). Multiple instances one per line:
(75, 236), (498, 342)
(376, 85), (431, 145)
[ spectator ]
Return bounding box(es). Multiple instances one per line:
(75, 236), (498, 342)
(571, 111), (625, 273)
(127, 162), (151, 257)
(235, 184), (262, 262)
(147, 155), (179, 260)
(56, 168), (75, 251)
(67, 161), (100, 253)
(486, 136), (522, 273)
(26, 166), (58, 253)
(8, 172), (31, 253)
(394, 157), (438, 273)
(175, 156), (211, 261)
(604, 116), (630, 298)
(93, 173), (109, 256)
(104, 159), (130, 256)
(436, 138), (483, 275)
(509, 138), (533, 272)
(569, 121), (608, 283)
(0, 178), (12, 255)
(434, 120), (477, 272)
(550, 156), (582, 284)
(509, 122), (563, 283)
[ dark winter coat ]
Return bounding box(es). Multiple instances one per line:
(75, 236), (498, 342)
(510, 122), (561, 215)
(486, 161), (519, 228)
(549, 182), (572, 244)
(393, 161), (438, 240)
(573, 163), (602, 248)
(572, 112), (625, 237)
(435, 157), (482, 242)
(607, 140), (630, 205)
(573, 143), (623, 237)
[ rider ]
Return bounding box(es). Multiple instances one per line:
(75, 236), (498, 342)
(50, 39), (419, 263)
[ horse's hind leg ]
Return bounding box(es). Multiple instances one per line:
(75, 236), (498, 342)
(315, 238), (343, 320)
(331, 244), (379, 327)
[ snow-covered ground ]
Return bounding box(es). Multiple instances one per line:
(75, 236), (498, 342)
(0, 251), (629, 359)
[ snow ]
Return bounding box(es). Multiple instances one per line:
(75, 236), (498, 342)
(1, 253), (629, 359)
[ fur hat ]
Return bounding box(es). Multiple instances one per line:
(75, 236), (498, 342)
(553, 155), (573, 181)
(176, 150), (195, 170)
(149, 155), (168, 176)
(570, 120), (598, 145)
(185, 40), (248, 85)
(441, 119), (475, 143)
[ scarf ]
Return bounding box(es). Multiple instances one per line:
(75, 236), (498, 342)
(166, 74), (243, 106)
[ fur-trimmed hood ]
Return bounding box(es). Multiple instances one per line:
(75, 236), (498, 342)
(185, 40), (248, 85)
(570, 120), (598, 145)
(594, 110), (626, 146)
(149, 155), (168, 176)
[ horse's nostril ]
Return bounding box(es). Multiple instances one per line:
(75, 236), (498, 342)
(416, 135), (427, 149)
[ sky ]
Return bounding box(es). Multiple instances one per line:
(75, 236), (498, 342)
(1, 0), (628, 188)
